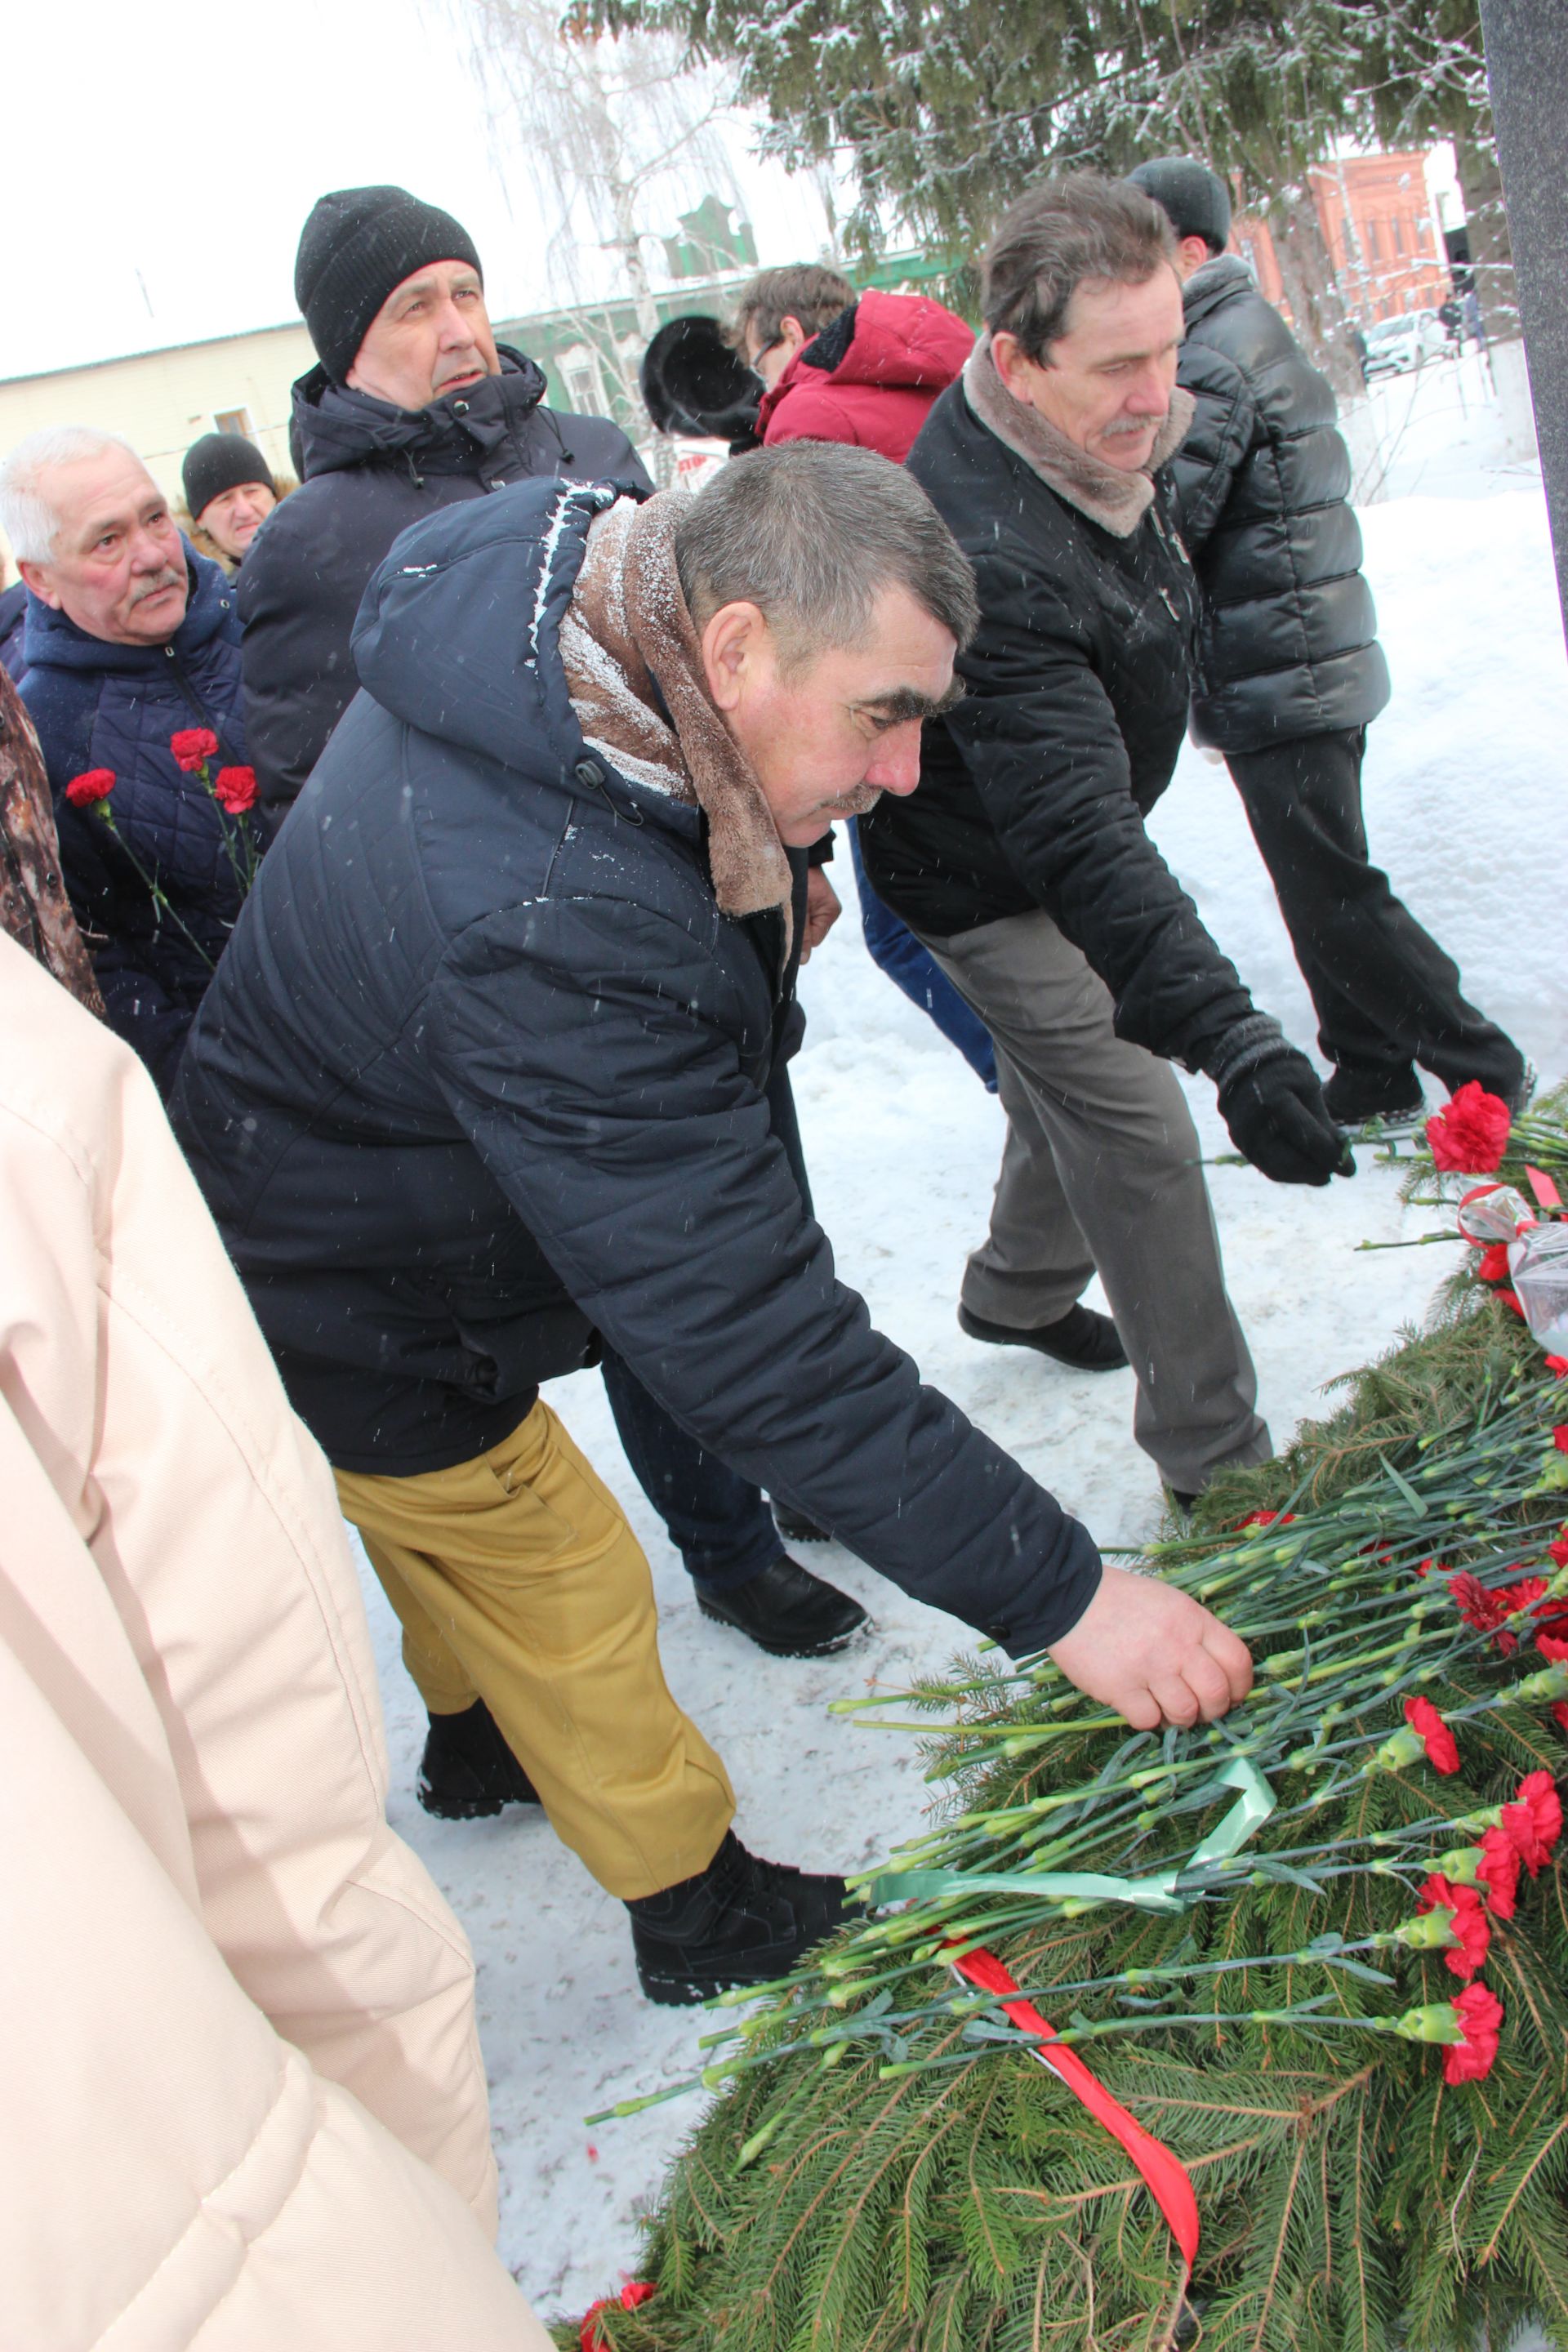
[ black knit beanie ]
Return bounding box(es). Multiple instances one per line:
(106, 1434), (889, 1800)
(181, 433), (276, 519)
(294, 185), (483, 384)
(1126, 158), (1233, 256)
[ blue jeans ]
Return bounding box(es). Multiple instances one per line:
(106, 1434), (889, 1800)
(598, 1062), (812, 1594)
(845, 821), (997, 1090)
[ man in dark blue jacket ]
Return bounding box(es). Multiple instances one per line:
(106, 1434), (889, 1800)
(173, 445), (1253, 2003)
(0, 428), (253, 1093)
(1129, 157), (1526, 1129)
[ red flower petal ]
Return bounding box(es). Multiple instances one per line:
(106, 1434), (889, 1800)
(1501, 1769), (1563, 1876)
(1548, 1356), (1568, 1379)
(65, 767), (115, 807)
(1554, 1428), (1568, 1454)
(1426, 1083), (1512, 1174)
(1477, 1827), (1519, 1918)
(1552, 1701), (1568, 1739)
(1442, 1981), (1503, 2084)
(1404, 1694), (1460, 1774)
(1477, 1243), (1512, 1285)
(1417, 1873), (1492, 1980)
(169, 725), (220, 772)
(213, 764), (258, 814)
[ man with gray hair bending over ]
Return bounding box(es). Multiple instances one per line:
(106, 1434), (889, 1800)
(173, 443), (1254, 2007)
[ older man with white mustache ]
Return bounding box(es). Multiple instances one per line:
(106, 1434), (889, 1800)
(0, 427), (252, 1091)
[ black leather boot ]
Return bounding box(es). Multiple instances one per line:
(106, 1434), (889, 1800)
(958, 1300), (1128, 1372)
(627, 1830), (851, 2004)
(697, 1554), (868, 1658)
(416, 1699), (541, 1820)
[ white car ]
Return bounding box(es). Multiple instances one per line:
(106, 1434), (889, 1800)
(1361, 310), (1451, 379)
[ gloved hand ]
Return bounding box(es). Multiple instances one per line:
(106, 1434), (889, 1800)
(1207, 1015), (1355, 1187)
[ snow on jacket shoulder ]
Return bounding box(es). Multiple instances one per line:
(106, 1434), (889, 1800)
(862, 379), (1256, 1073)
(175, 476), (1100, 1657)
(18, 545), (248, 1091)
(1169, 256), (1391, 754)
(758, 290), (974, 461)
(239, 346), (653, 826)
(0, 931), (548, 2352)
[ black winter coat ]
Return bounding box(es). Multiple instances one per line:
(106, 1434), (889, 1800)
(172, 479), (1100, 1657)
(862, 381), (1256, 1074)
(19, 550), (250, 1092)
(1169, 256), (1390, 754)
(238, 347), (653, 824)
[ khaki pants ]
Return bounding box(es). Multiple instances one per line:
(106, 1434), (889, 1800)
(919, 907), (1271, 1495)
(335, 1401), (735, 1901)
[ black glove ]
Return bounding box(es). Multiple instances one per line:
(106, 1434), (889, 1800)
(1208, 1016), (1355, 1187)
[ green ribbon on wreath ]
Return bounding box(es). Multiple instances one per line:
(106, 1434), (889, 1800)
(867, 1756), (1276, 1916)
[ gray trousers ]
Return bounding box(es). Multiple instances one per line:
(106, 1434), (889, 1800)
(919, 907), (1271, 1494)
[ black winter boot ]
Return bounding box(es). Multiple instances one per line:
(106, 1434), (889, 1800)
(416, 1699), (541, 1820)
(958, 1301), (1127, 1373)
(627, 1830), (851, 2004)
(770, 1500), (831, 1544)
(697, 1554), (868, 1658)
(1322, 1065), (1424, 1130)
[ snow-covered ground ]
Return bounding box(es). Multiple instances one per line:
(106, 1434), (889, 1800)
(351, 361), (1568, 2323)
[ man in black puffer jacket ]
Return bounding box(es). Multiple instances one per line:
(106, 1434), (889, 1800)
(1129, 157), (1525, 1128)
(174, 447), (1254, 2002)
(240, 185), (653, 831)
(863, 176), (1351, 1510)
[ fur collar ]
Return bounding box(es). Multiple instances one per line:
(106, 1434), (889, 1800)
(961, 335), (1194, 537)
(559, 492), (795, 933)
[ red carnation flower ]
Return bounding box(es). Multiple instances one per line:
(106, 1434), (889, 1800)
(1555, 1428), (1568, 1454)
(1235, 1510), (1297, 1530)
(1552, 1701), (1568, 1739)
(170, 726), (220, 771)
(1417, 1873), (1491, 1980)
(65, 767), (115, 807)
(1426, 1082), (1512, 1174)
(214, 764), (258, 814)
(1477, 1242), (1512, 1284)
(1548, 1356), (1568, 1379)
(581, 2283), (655, 2351)
(1549, 1528), (1568, 1570)
(1404, 1694), (1460, 1775)
(1500, 1769), (1563, 1878)
(1442, 1981), (1503, 2085)
(1539, 1634), (1568, 1664)
(1477, 1826), (1520, 1918)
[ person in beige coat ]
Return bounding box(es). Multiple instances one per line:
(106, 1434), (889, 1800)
(0, 926), (551, 2351)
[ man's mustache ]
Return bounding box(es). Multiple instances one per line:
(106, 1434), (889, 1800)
(131, 568), (185, 603)
(1102, 411), (1166, 438)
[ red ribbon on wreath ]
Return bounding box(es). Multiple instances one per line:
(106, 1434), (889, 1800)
(951, 1942), (1200, 2274)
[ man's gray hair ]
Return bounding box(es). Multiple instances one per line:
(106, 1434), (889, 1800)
(982, 172), (1177, 362)
(0, 425), (142, 564)
(674, 442), (978, 660)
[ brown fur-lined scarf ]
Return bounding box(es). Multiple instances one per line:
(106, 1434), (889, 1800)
(559, 492), (795, 929)
(962, 334), (1194, 537)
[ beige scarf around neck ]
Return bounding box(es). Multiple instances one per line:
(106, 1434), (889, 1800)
(559, 492), (795, 929)
(962, 334), (1194, 537)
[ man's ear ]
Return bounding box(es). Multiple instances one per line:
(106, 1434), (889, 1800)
(698, 599), (769, 713)
(17, 559), (62, 612)
(991, 331), (1038, 402)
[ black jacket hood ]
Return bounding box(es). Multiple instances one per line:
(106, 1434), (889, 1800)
(350, 475), (652, 777)
(290, 345), (557, 482)
(1181, 253), (1256, 332)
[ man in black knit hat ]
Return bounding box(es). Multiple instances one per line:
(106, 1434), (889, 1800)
(1128, 155), (1526, 1129)
(234, 185), (871, 1792)
(181, 433), (278, 570)
(240, 185), (653, 831)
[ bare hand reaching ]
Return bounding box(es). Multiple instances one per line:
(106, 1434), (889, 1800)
(1046, 1563), (1253, 1731)
(800, 866), (841, 962)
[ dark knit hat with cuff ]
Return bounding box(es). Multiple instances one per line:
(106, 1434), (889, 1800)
(294, 185), (483, 384)
(1126, 158), (1233, 256)
(181, 433), (276, 520)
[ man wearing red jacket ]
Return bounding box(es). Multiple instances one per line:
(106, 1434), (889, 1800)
(734, 267), (975, 464)
(730, 266), (1002, 1096)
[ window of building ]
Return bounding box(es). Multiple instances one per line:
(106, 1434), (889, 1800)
(213, 406), (254, 438)
(1392, 215), (1407, 256)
